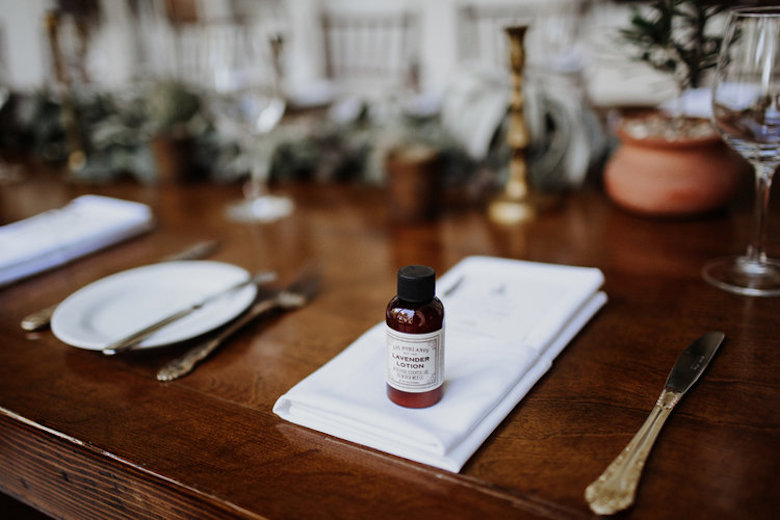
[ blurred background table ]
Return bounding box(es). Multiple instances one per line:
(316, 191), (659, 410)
(1, 168), (778, 519)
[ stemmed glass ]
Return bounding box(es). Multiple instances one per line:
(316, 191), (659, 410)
(205, 22), (292, 223)
(702, 7), (780, 296)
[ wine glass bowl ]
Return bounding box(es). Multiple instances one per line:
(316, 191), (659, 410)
(702, 7), (780, 296)
(204, 22), (292, 223)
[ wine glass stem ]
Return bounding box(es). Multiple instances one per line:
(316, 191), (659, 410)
(246, 174), (266, 202)
(747, 163), (777, 264)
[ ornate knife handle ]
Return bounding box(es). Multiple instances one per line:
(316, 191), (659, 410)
(156, 297), (281, 382)
(157, 290), (311, 382)
(585, 389), (682, 515)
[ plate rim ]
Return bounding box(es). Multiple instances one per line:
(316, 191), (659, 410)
(51, 260), (258, 350)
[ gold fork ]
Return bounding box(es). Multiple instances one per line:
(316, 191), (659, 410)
(156, 267), (319, 382)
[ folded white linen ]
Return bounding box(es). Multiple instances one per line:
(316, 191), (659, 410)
(0, 195), (154, 288)
(274, 256), (607, 472)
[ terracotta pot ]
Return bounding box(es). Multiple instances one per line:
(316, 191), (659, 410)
(603, 120), (748, 217)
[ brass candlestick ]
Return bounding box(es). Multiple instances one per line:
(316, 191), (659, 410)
(45, 11), (86, 172)
(488, 25), (538, 225)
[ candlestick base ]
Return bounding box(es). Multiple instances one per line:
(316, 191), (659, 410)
(488, 196), (536, 224)
(488, 191), (559, 225)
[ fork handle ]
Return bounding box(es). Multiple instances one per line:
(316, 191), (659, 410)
(157, 297), (280, 382)
(584, 389), (682, 515)
(21, 303), (59, 332)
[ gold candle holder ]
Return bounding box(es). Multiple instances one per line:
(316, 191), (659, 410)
(45, 11), (86, 173)
(488, 25), (540, 225)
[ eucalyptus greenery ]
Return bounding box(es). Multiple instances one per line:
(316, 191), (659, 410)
(621, 0), (724, 92)
(1, 86), (210, 184)
(0, 87), (466, 185)
(146, 81), (204, 137)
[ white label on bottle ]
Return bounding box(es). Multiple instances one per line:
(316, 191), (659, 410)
(386, 326), (444, 393)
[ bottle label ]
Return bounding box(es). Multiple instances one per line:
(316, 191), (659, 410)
(386, 326), (444, 393)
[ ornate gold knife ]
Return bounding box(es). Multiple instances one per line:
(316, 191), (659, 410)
(585, 331), (725, 515)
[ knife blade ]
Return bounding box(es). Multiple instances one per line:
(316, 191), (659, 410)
(584, 331), (725, 515)
(663, 331), (724, 394)
(159, 240), (220, 263)
(20, 240), (220, 332)
(101, 270), (276, 356)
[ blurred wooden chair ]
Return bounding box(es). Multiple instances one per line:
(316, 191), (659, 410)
(129, 0), (285, 88)
(320, 7), (420, 98)
(457, 3), (535, 71)
(457, 0), (586, 75)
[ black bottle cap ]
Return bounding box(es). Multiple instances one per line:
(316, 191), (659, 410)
(397, 265), (436, 303)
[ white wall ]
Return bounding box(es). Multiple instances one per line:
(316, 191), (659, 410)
(0, 0), (50, 89)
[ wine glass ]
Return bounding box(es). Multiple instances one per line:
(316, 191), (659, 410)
(205, 23), (292, 223)
(702, 7), (780, 296)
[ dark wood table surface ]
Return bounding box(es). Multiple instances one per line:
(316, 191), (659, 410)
(1, 170), (778, 519)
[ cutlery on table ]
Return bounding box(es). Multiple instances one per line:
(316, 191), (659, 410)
(441, 275), (465, 298)
(157, 266), (320, 382)
(20, 240), (220, 332)
(584, 331), (725, 515)
(102, 270), (276, 356)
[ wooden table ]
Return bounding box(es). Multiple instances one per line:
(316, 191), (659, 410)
(1, 171), (778, 519)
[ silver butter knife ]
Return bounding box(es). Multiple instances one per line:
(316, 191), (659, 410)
(20, 240), (220, 332)
(101, 270), (276, 356)
(157, 266), (319, 381)
(585, 331), (725, 515)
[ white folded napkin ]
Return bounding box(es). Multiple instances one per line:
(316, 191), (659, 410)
(274, 256), (607, 472)
(0, 195), (154, 288)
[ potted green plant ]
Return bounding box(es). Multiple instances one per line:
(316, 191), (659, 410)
(603, 0), (748, 217)
(146, 81), (204, 182)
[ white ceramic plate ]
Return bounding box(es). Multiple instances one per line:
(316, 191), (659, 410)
(51, 261), (258, 350)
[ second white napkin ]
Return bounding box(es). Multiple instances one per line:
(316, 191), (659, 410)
(0, 195), (154, 287)
(274, 256), (606, 472)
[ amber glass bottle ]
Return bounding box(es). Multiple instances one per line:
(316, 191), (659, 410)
(386, 265), (445, 408)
